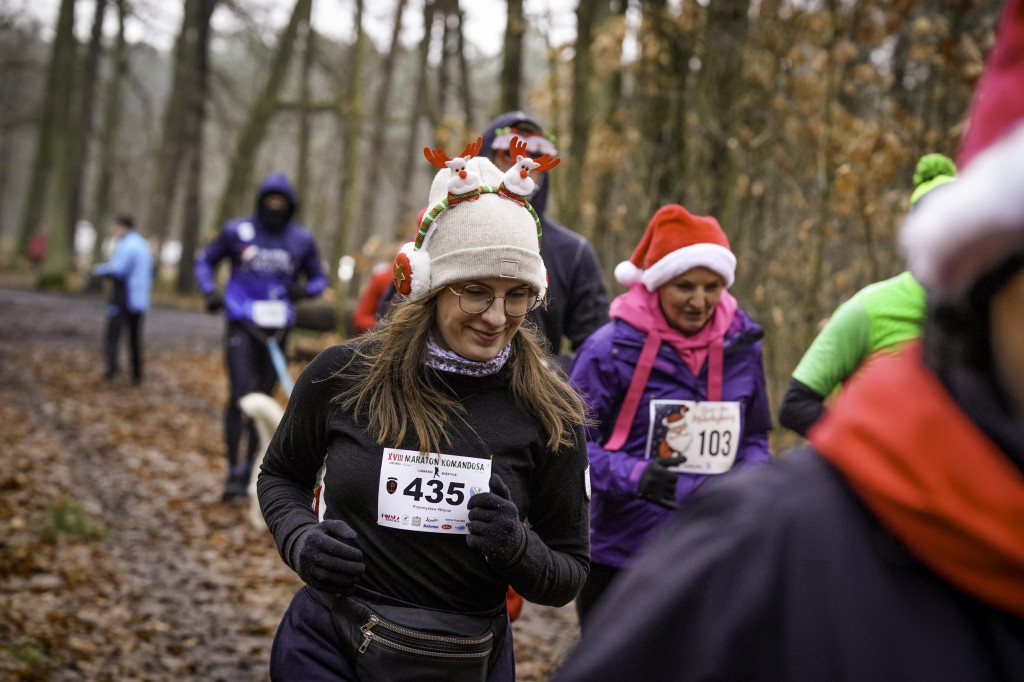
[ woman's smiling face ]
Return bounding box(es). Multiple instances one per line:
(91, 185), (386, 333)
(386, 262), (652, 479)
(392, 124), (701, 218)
(434, 278), (531, 361)
(658, 267), (725, 336)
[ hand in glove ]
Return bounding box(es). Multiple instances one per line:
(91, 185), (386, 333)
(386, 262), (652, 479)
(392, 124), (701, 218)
(467, 474), (526, 566)
(204, 291), (224, 313)
(289, 520), (365, 593)
(287, 281), (309, 301)
(637, 457), (686, 510)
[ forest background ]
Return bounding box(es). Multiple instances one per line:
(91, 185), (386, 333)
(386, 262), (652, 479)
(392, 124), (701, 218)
(0, 0), (1005, 448)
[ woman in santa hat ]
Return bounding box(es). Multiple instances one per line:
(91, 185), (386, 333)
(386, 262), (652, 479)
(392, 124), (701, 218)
(569, 203), (772, 626)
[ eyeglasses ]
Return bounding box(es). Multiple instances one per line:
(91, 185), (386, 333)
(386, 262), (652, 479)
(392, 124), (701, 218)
(448, 284), (541, 317)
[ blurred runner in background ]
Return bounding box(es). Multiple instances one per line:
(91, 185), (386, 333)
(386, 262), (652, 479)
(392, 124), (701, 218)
(194, 172), (328, 501)
(94, 213), (152, 386)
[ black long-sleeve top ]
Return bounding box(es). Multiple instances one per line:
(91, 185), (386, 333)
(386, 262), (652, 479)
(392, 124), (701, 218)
(257, 342), (590, 613)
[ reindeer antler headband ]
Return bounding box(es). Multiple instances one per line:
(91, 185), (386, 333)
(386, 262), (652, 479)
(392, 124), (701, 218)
(390, 136), (558, 301)
(413, 136), (555, 251)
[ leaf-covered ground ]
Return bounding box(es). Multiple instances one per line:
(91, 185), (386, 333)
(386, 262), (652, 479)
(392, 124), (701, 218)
(0, 286), (579, 681)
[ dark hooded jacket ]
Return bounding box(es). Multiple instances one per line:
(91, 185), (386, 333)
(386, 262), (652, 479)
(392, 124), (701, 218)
(554, 344), (1024, 681)
(194, 172), (328, 327)
(478, 112), (610, 364)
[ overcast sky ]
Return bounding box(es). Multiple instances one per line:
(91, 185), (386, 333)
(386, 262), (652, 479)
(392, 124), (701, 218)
(13, 0), (581, 56)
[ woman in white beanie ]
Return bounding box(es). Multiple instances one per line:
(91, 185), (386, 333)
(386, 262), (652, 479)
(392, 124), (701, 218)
(568, 203), (772, 626)
(257, 142), (590, 681)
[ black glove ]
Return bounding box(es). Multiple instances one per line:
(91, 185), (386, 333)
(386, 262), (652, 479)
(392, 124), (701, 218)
(289, 520), (365, 593)
(204, 291), (223, 313)
(637, 457), (687, 510)
(467, 474), (526, 566)
(287, 281), (309, 301)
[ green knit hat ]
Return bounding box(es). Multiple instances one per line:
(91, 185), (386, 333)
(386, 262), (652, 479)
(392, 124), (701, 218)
(910, 153), (957, 208)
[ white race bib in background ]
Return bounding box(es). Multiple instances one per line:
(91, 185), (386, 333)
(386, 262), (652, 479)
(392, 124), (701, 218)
(645, 399), (741, 475)
(251, 300), (288, 328)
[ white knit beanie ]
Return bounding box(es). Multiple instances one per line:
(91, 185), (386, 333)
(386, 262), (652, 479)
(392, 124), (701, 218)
(392, 154), (548, 301)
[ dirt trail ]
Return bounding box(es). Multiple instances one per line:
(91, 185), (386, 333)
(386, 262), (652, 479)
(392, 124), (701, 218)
(0, 287), (579, 680)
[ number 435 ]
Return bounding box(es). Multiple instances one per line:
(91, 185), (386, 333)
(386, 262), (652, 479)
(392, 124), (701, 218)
(403, 478), (465, 506)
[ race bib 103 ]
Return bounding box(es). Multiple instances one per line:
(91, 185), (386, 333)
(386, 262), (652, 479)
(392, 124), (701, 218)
(644, 399), (741, 475)
(376, 449), (491, 534)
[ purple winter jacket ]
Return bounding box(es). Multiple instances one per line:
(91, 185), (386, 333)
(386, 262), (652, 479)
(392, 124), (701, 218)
(569, 299), (773, 568)
(194, 172), (328, 328)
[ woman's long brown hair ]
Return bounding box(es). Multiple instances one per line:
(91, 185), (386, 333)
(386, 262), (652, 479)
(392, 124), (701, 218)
(334, 290), (588, 455)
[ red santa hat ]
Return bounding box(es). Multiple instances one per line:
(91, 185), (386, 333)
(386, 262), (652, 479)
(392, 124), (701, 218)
(957, 1), (1024, 168)
(614, 204), (736, 291)
(900, 0), (1024, 300)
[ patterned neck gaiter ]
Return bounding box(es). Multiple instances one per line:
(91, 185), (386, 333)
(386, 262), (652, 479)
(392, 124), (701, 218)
(425, 334), (511, 377)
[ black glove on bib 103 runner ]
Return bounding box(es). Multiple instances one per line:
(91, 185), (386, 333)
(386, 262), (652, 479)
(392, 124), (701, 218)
(637, 457), (687, 510)
(289, 520), (365, 594)
(466, 474), (526, 565)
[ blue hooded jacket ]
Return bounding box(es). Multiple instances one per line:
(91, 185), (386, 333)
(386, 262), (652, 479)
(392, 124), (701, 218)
(94, 229), (153, 313)
(194, 172), (328, 328)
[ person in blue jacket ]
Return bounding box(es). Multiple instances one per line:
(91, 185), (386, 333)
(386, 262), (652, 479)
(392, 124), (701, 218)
(94, 213), (153, 385)
(194, 172), (328, 500)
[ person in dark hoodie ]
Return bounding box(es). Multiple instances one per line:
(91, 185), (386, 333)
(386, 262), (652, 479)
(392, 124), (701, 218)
(195, 172), (328, 500)
(378, 112), (610, 370)
(553, 3), (1024, 678)
(480, 112), (609, 368)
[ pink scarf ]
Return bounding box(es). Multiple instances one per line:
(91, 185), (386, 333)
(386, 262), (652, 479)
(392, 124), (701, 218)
(604, 284), (737, 450)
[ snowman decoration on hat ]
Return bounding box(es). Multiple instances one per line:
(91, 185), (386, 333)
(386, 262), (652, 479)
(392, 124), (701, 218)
(423, 137), (484, 205)
(392, 136), (552, 301)
(497, 136), (561, 207)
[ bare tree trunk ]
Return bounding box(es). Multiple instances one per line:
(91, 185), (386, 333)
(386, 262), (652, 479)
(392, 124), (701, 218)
(38, 0), (79, 289)
(15, 0), (77, 260)
(498, 0), (524, 114)
(146, 0), (199, 245)
(696, 0), (750, 220)
(176, 0), (214, 294)
(636, 0), (693, 210)
(453, 6), (474, 132)
(90, 0), (129, 260)
(438, 4), (453, 118)
(68, 0), (109, 240)
(352, 0), (408, 264)
(211, 0), (312, 236)
(295, 0), (314, 211)
(803, 0), (840, 350)
(562, 0), (608, 231)
(588, 0), (628, 273)
(397, 0), (437, 226)
(331, 0), (365, 286)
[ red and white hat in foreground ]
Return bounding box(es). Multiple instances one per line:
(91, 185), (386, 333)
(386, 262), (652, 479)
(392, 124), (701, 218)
(900, 0), (1024, 300)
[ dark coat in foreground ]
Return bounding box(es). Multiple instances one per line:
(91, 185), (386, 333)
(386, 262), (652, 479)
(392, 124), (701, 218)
(555, 346), (1024, 682)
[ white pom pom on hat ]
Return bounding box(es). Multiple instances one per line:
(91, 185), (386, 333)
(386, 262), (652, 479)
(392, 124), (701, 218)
(615, 204), (736, 291)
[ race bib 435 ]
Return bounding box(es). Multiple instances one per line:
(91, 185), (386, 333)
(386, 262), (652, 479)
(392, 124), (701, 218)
(376, 449), (491, 534)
